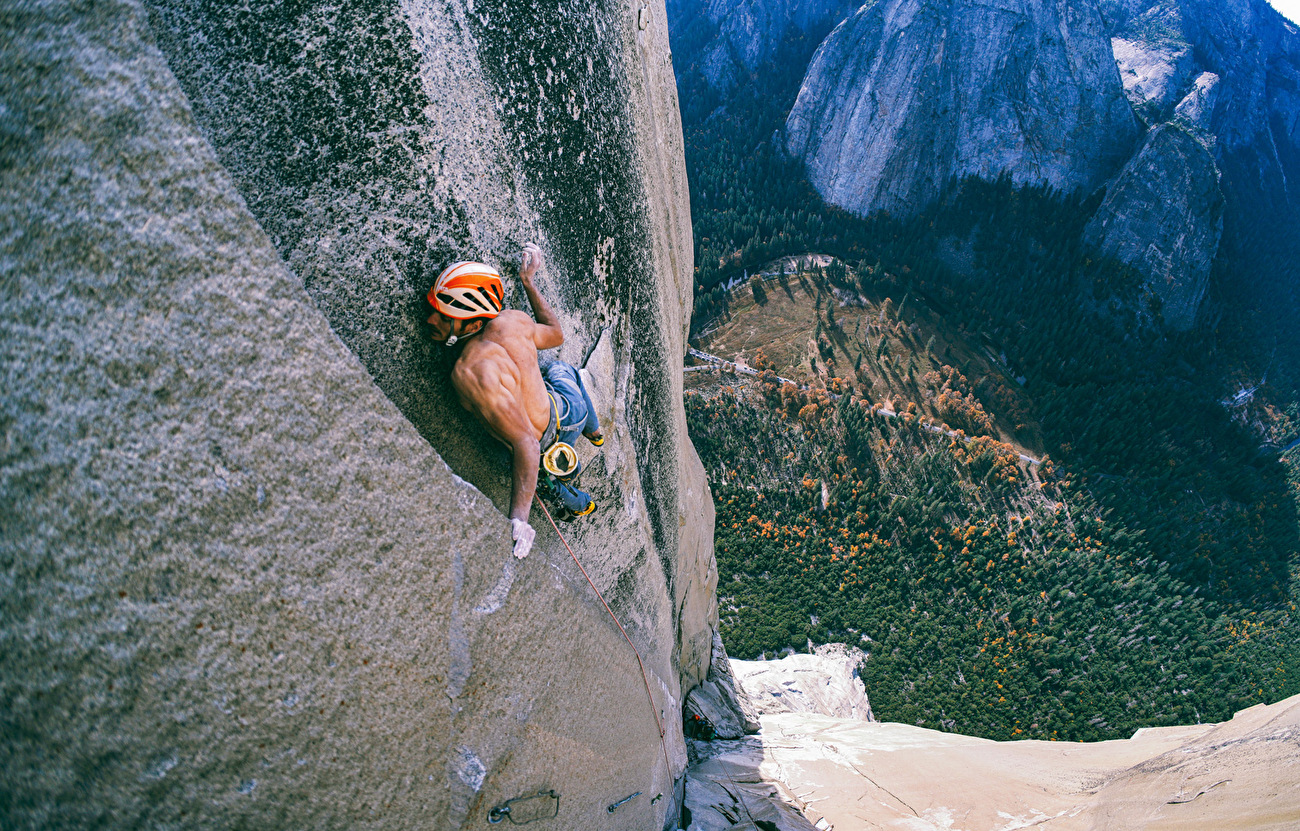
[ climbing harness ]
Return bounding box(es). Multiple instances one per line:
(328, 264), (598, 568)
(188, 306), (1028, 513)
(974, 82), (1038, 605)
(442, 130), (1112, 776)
(486, 790), (560, 825)
(539, 392), (579, 479)
(533, 496), (674, 786)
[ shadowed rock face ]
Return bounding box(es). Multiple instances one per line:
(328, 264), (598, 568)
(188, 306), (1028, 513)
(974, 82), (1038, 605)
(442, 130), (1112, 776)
(1, 1), (722, 829)
(786, 0), (1142, 218)
(1090, 0), (1300, 327)
(1086, 124), (1224, 330)
(1100, 0), (1300, 280)
(666, 0), (859, 96)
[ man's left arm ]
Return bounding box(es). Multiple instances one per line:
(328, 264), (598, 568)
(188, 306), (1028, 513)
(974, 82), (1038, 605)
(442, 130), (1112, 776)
(451, 360), (541, 557)
(519, 243), (564, 350)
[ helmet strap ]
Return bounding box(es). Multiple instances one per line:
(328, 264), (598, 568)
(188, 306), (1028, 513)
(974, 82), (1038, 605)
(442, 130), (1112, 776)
(444, 318), (486, 347)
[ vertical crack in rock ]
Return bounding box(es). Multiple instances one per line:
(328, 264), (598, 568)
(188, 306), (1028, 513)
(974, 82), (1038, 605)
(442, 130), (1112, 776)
(5, 1), (710, 829)
(465, 0), (681, 571)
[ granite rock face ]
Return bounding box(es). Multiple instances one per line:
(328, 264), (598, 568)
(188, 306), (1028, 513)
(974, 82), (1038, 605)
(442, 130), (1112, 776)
(0, 2), (725, 829)
(684, 630), (760, 739)
(1173, 71), (1221, 133)
(731, 643), (873, 721)
(1091, 0), (1300, 326)
(1100, 0), (1300, 266)
(1086, 124), (1224, 329)
(786, 0), (1142, 218)
(667, 0), (859, 97)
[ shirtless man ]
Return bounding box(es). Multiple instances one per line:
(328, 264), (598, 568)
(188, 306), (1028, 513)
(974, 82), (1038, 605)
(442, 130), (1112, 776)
(428, 244), (601, 560)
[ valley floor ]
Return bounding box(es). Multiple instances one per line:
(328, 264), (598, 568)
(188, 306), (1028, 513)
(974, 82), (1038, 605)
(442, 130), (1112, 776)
(687, 694), (1300, 831)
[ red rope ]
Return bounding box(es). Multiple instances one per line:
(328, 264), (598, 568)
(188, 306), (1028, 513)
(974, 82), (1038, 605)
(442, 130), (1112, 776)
(534, 495), (674, 784)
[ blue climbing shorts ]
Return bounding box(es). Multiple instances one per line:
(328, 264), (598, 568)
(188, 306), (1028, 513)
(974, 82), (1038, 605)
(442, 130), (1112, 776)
(544, 362), (600, 447)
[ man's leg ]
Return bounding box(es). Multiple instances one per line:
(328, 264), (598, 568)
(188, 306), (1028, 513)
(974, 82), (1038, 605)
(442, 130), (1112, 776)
(575, 372), (602, 444)
(547, 362), (602, 444)
(543, 475), (595, 520)
(547, 362), (603, 445)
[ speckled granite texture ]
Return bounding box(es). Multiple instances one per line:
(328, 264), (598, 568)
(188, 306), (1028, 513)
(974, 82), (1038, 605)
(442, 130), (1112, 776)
(0, 1), (719, 829)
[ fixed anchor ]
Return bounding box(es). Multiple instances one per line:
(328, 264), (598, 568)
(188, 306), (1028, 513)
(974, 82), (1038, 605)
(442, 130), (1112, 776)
(607, 791), (642, 813)
(486, 790), (559, 825)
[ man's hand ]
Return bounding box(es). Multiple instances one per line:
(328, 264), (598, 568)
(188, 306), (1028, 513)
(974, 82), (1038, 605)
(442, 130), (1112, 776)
(519, 242), (543, 286)
(511, 518), (536, 559)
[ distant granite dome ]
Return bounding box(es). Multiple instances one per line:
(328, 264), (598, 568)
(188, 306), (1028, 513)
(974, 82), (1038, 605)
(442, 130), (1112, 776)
(785, 0), (1142, 218)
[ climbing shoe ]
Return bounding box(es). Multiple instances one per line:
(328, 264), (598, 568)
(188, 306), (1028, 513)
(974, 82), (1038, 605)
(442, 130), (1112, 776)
(552, 498), (596, 523)
(584, 429), (604, 447)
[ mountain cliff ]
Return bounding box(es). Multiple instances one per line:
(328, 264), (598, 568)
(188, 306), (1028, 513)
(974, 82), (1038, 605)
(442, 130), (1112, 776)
(1100, 0), (1300, 321)
(667, 0), (859, 98)
(1084, 123), (1224, 329)
(785, 0), (1142, 218)
(0, 2), (722, 829)
(778, 0), (1298, 330)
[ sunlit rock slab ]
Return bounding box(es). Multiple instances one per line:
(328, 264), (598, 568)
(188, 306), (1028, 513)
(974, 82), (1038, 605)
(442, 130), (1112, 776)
(731, 643), (874, 722)
(687, 694), (1299, 830)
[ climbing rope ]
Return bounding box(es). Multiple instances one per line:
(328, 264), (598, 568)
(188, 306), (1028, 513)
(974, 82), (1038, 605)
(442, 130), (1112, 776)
(533, 495), (674, 784)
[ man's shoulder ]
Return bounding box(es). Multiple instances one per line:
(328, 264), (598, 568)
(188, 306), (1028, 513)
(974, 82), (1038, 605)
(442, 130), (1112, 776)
(491, 309), (535, 328)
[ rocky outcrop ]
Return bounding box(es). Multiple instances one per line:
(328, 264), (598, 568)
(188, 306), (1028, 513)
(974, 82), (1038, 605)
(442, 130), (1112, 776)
(1174, 71), (1221, 133)
(1085, 123), (1224, 329)
(1088, 0), (1300, 327)
(731, 643), (873, 721)
(685, 631), (760, 739)
(689, 694), (1300, 831)
(684, 751), (820, 831)
(785, 0), (1142, 218)
(1100, 0), (1300, 275)
(0, 2), (721, 830)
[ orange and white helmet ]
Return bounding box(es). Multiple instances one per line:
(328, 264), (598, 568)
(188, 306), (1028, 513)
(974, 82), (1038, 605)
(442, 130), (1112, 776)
(428, 261), (505, 321)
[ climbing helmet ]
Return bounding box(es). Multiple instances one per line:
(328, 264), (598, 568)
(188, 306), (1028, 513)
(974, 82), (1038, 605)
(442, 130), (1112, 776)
(429, 261), (505, 321)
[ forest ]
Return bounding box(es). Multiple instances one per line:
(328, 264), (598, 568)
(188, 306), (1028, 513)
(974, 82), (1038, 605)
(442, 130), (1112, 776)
(676, 22), (1300, 741)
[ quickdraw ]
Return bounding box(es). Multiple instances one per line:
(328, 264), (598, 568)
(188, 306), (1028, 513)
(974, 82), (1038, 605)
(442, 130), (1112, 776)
(486, 790), (560, 825)
(607, 791), (641, 813)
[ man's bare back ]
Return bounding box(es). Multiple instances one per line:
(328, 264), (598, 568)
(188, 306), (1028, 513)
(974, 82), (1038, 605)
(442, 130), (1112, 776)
(429, 244), (562, 558)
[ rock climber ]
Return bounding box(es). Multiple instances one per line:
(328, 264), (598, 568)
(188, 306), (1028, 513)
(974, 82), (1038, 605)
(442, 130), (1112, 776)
(428, 243), (603, 560)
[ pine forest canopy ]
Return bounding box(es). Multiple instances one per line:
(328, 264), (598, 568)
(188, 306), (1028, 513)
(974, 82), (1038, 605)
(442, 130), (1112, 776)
(669, 0), (1300, 742)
